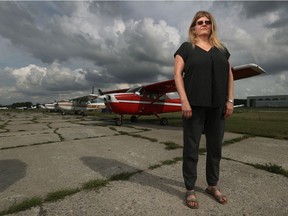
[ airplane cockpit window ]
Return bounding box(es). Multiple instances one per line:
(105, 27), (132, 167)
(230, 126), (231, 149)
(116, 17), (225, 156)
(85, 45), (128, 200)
(159, 95), (168, 100)
(146, 92), (158, 99)
(143, 91), (169, 100)
(127, 87), (143, 95)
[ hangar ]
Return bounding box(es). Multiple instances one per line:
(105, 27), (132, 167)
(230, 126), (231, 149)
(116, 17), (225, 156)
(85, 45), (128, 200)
(247, 95), (288, 107)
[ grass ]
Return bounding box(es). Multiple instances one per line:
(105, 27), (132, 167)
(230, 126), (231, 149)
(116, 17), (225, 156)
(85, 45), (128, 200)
(223, 158), (288, 178)
(252, 163), (288, 177)
(222, 135), (253, 146)
(149, 157), (182, 170)
(45, 188), (81, 202)
(0, 197), (42, 216)
(149, 164), (162, 170)
(161, 141), (182, 150)
(82, 179), (109, 190)
(109, 170), (143, 181)
(225, 108), (288, 140)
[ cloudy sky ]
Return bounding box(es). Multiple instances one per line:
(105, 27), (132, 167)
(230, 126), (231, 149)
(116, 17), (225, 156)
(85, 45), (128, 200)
(0, 1), (287, 105)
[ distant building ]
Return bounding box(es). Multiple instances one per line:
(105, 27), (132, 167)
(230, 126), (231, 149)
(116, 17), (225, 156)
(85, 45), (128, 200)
(247, 95), (288, 107)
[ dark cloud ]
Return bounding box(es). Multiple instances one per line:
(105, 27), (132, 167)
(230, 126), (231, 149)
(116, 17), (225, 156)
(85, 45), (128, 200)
(238, 2), (288, 28)
(239, 2), (280, 18)
(0, 2), (79, 62)
(266, 17), (288, 28)
(89, 1), (132, 20)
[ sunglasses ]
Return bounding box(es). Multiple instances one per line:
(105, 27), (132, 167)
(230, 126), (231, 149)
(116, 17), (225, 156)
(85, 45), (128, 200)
(196, 20), (211, 26)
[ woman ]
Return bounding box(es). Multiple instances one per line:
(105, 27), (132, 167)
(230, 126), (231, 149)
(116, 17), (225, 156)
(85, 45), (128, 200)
(174, 11), (234, 209)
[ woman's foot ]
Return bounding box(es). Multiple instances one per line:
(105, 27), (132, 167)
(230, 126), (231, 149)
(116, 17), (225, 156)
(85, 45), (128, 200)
(186, 190), (199, 209)
(205, 186), (227, 204)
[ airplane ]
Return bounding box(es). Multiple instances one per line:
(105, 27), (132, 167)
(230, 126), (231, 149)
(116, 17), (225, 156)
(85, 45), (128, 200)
(99, 63), (266, 126)
(56, 94), (106, 116)
(16, 106), (28, 110)
(40, 102), (57, 111)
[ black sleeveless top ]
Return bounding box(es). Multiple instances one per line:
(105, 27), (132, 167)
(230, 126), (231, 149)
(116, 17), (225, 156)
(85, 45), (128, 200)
(174, 42), (230, 107)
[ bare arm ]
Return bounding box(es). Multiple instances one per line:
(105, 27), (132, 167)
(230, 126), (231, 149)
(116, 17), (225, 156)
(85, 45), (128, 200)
(174, 55), (192, 119)
(224, 61), (234, 119)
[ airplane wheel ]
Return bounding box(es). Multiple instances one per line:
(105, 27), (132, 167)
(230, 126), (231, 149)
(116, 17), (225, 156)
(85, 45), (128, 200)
(130, 115), (137, 123)
(115, 118), (122, 126)
(160, 117), (168, 126)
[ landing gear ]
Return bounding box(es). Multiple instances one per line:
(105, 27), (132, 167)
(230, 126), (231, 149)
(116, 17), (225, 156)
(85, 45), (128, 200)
(115, 115), (137, 126)
(160, 117), (168, 126)
(130, 115), (137, 123)
(115, 115), (123, 126)
(155, 114), (168, 126)
(114, 114), (168, 126)
(115, 119), (122, 126)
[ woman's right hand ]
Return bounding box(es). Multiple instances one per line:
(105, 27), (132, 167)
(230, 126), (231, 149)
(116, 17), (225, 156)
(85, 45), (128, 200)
(182, 100), (192, 119)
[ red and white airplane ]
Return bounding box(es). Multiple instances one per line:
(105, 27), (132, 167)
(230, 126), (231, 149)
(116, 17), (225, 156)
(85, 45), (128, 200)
(100, 63), (266, 126)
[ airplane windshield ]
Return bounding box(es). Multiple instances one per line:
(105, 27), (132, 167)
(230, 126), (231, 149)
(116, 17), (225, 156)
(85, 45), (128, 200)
(91, 98), (103, 103)
(126, 86), (142, 93)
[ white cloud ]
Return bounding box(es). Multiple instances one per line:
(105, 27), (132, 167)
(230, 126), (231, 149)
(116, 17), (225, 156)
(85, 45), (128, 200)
(235, 71), (288, 99)
(11, 64), (46, 88)
(0, 62), (90, 104)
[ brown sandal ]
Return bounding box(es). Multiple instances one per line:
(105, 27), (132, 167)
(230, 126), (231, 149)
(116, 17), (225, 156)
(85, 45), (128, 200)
(186, 190), (199, 209)
(205, 187), (227, 204)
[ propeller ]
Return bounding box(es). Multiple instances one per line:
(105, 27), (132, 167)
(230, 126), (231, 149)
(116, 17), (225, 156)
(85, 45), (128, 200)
(98, 89), (104, 96)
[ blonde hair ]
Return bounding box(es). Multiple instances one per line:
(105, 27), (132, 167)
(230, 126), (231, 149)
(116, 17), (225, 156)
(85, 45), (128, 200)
(188, 11), (225, 51)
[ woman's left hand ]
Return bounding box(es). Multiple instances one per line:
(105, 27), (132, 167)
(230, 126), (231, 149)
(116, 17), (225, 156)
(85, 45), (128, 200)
(224, 102), (234, 119)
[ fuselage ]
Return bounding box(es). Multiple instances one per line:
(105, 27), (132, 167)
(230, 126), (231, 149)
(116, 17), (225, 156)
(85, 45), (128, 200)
(44, 103), (57, 110)
(57, 101), (105, 111)
(104, 93), (181, 115)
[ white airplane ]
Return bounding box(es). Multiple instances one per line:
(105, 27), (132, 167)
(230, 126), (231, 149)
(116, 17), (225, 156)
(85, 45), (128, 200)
(56, 94), (105, 116)
(42, 102), (58, 111)
(16, 107), (27, 110)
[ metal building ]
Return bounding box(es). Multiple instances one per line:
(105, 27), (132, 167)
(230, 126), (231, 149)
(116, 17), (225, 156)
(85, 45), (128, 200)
(247, 95), (288, 107)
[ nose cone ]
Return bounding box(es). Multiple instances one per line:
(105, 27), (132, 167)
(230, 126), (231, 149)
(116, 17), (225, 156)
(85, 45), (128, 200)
(98, 95), (112, 103)
(98, 95), (107, 100)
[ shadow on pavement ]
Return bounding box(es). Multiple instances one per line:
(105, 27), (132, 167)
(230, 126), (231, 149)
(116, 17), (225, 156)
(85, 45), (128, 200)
(80, 156), (191, 200)
(0, 159), (27, 192)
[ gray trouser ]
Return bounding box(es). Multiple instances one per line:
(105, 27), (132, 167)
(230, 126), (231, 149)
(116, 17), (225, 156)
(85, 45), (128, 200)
(182, 106), (225, 190)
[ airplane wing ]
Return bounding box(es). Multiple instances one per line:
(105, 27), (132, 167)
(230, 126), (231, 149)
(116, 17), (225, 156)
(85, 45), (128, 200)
(142, 79), (177, 94)
(71, 94), (99, 102)
(101, 63), (266, 96)
(143, 63), (265, 93)
(232, 63), (266, 80)
(101, 88), (129, 95)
